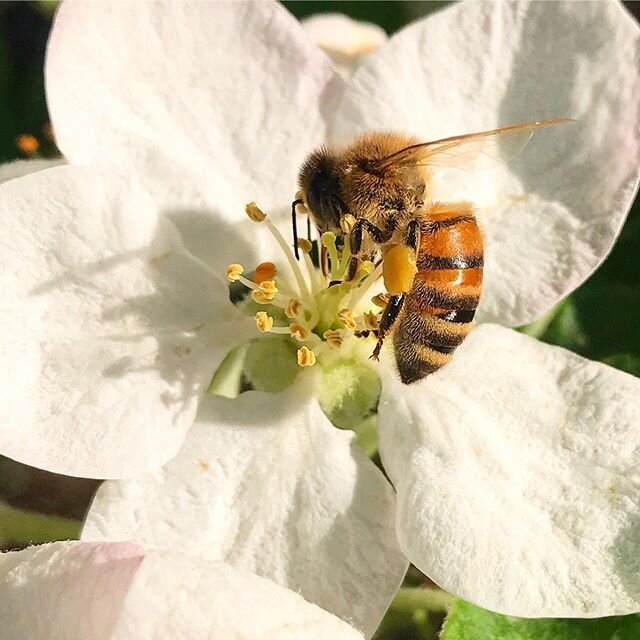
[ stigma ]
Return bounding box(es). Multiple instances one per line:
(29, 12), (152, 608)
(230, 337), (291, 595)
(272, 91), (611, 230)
(225, 202), (384, 368)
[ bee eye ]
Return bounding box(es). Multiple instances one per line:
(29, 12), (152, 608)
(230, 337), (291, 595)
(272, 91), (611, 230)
(299, 150), (346, 232)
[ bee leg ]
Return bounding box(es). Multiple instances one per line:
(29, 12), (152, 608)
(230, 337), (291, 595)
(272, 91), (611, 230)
(321, 244), (329, 277)
(405, 219), (420, 252)
(350, 219), (388, 255)
(345, 255), (359, 281)
(371, 294), (405, 361)
(291, 198), (304, 259)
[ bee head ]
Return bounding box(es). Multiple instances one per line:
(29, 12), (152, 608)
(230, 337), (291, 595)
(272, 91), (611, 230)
(298, 148), (346, 234)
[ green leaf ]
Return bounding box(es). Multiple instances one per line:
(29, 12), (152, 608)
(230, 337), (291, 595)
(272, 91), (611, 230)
(441, 599), (640, 640)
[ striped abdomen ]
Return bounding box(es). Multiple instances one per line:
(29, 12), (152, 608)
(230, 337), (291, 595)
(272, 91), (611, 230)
(393, 202), (483, 384)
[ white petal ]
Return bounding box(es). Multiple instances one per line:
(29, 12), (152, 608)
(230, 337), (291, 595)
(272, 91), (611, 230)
(0, 166), (244, 478)
(0, 158), (64, 184)
(0, 542), (363, 640)
(0, 541), (145, 640)
(332, 0), (640, 326)
(378, 324), (640, 617)
(83, 384), (407, 637)
(46, 0), (342, 269)
(302, 14), (387, 76)
(116, 552), (364, 640)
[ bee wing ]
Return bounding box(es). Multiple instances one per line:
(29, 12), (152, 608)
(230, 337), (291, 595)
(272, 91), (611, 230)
(375, 119), (573, 173)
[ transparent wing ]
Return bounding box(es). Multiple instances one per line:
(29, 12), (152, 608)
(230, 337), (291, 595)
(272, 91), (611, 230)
(375, 119), (573, 173)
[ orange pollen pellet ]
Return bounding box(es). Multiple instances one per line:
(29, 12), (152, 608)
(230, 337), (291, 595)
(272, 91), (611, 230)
(253, 261), (276, 284)
(16, 134), (39, 154)
(297, 346), (317, 367)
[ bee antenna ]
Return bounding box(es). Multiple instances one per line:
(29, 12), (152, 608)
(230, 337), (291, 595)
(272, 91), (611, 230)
(291, 198), (303, 260)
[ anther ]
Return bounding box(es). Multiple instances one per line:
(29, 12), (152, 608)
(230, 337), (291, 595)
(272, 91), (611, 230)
(251, 291), (273, 304)
(294, 190), (309, 213)
(285, 299), (302, 319)
(371, 293), (390, 308)
(259, 280), (278, 296)
(42, 123), (55, 142)
(363, 311), (380, 331)
(251, 280), (278, 303)
(16, 134), (39, 155)
(338, 308), (357, 331)
(296, 238), (313, 254)
(355, 260), (375, 280)
(245, 201), (267, 222)
(323, 329), (344, 349)
(340, 214), (357, 234)
(253, 261), (276, 284)
(255, 311), (274, 333)
(226, 263), (244, 282)
(297, 346), (317, 367)
(290, 324), (310, 341)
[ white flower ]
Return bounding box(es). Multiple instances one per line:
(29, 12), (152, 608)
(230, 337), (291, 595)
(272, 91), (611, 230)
(0, 0), (638, 627)
(0, 541), (363, 640)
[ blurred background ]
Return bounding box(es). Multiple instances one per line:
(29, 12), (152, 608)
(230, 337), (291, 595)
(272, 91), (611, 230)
(0, 2), (638, 638)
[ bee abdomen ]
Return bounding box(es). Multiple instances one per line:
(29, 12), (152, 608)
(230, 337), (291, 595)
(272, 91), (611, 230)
(393, 304), (474, 383)
(392, 202), (483, 384)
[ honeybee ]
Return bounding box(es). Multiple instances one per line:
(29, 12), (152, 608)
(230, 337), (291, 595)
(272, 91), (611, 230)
(295, 120), (569, 384)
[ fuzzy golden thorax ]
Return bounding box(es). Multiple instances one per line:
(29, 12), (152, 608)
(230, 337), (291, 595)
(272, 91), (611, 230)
(298, 132), (431, 239)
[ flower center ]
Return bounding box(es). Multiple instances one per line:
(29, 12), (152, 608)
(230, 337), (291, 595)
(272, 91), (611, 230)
(226, 201), (387, 370)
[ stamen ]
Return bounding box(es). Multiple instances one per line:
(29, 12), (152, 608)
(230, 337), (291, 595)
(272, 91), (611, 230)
(245, 201), (267, 222)
(337, 234), (353, 277)
(321, 232), (340, 279)
(363, 311), (380, 331)
(254, 261), (277, 284)
(294, 190), (309, 213)
(250, 280), (278, 304)
(259, 280), (278, 296)
(16, 134), (39, 155)
(348, 260), (383, 309)
(252, 291), (274, 304)
(226, 263), (245, 282)
(297, 346), (317, 367)
(42, 123), (55, 142)
(290, 324), (310, 341)
(296, 238), (313, 254)
(371, 293), (389, 308)
(285, 298), (302, 319)
(340, 214), (357, 234)
(244, 201), (310, 299)
(338, 308), (357, 331)
(323, 329), (344, 349)
(255, 311), (274, 333)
